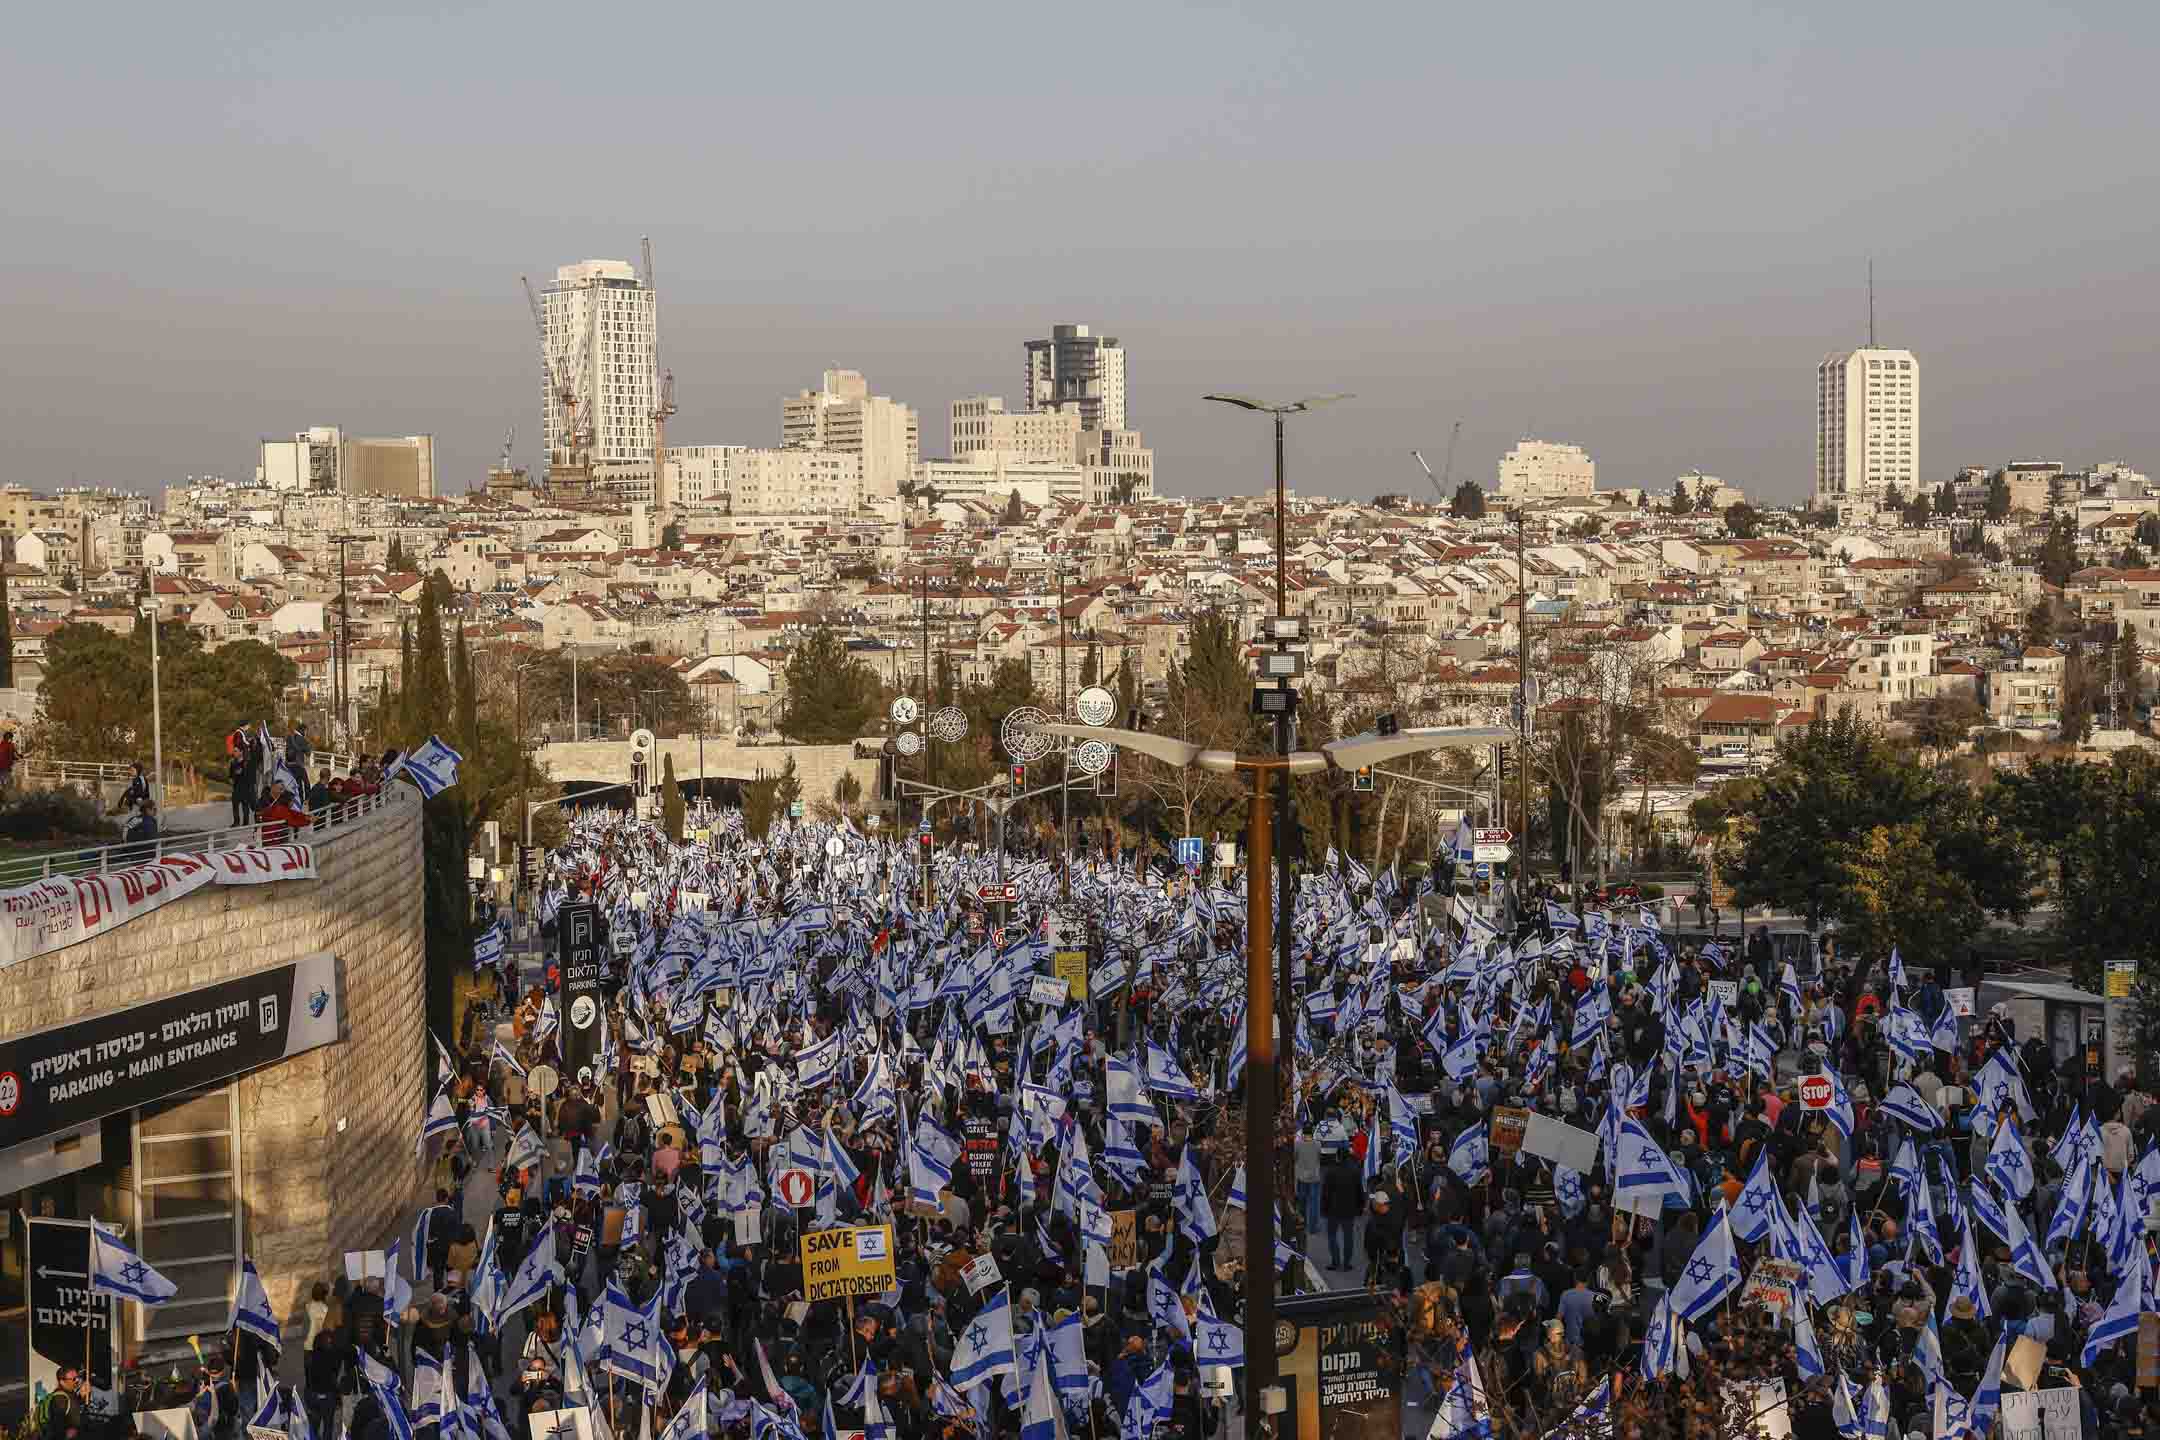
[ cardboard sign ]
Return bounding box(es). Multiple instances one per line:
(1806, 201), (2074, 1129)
(961, 1252), (1003, 1295)
(1709, 980), (1739, 1005)
(343, 1250), (389, 1282)
(1053, 949), (1089, 1000)
(1108, 1209), (1139, 1269)
(1029, 975), (1069, 1008)
(1489, 1107), (1531, 1155)
(526, 1407), (600, 1440)
(801, 1224), (897, 1301)
(1741, 1258), (1804, 1316)
(2006, 1336), (2047, 1390)
(731, 1206), (763, 1247)
(1998, 1388), (2080, 1440)
(1518, 1114), (1600, 1172)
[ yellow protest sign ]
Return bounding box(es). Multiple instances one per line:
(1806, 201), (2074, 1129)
(1054, 949), (1089, 1001)
(801, 1224), (897, 1301)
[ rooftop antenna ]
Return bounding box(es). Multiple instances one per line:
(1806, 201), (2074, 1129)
(1868, 256), (1876, 348)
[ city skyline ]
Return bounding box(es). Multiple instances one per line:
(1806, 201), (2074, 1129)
(5, 3), (2157, 503)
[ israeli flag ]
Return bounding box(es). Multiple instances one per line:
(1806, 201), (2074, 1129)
(1970, 1336), (2007, 1438)
(388, 735), (464, 798)
(1144, 1043), (1204, 1101)
(89, 1222), (178, 1306)
(1731, 1146), (1781, 1244)
(1667, 1203), (1742, 1321)
(1191, 1307), (1245, 1367)
(495, 1229), (561, 1327)
(1879, 1083), (1941, 1134)
(359, 1352), (417, 1440)
(1640, 1297), (1680, 1382)
(1951, 1218), (1992, 1321)
(602, 1279), (671, 1398)
(1046, 1311), (1091, 1406)
(1105, 1055), (1159, 1131)
(230, 1257), (280, 1348)
(411, 1351), (447, 1431)
(797, 1029), (842, 1089)
(416, 1088), (460, 1157)
(1447, 1120), (1490, 1187)
(1018, 1346), (1067, 1440)
(1986, 1116), (2033, 1200)
(950, 1289), (1019, 1387)
(1612, 1114), (1691, 1214)
(1794, 1310), (1825, 1382)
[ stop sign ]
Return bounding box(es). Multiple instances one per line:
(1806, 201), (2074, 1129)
(1798, 1075), (1835, 1110)
(773, 1166), (817, 1207)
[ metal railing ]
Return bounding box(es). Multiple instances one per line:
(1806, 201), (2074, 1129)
(16, 745), (363, 795)
(0, 784), (411, 888)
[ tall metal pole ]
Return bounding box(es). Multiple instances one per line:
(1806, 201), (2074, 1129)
(1515, 507), (1531, 908)
(1271, 414), (1298, 1160)
(1242, 765), (1280, 1430)
(1059, 558), (1070, 904)
(145, 604), (164, 809)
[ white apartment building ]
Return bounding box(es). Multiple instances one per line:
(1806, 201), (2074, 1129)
(723, 447), (864, 515)
(1024, 324), (1126, 432)
(1079, 427), (1155, 504)
(1496, 440), (1596, 499)
(542, 259), (655, 467)
(780, 370), (919, 500)
(664, 446), (743, 508)
(258, 427), (435, 498)
(914, 454), (1084, 509)
(1816, 347), (1918, 501)
(951, 397), (1081, 461)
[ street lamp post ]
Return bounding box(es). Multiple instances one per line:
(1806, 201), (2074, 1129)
(1204, 390), (1350, 1244)
(139, 601), (164, 808)
(1043, 717), (1505, 1436)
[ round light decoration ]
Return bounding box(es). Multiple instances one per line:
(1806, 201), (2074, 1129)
(1000, 705), (1054, 762)
(1074, 685), (1116, 727)
(890, 697), (919, 725)
(928, 706), (969, 742)
(895, 730), (923, 756)
(1072, 739), (1114, 776)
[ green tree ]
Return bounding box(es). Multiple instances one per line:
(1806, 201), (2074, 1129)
(1449, 481), (1486, 519)
(741, 770), (780, 838)
(2023, 601), (2055, 651)
(660, 754), (684, 842)
(2060, 645), (2098, 742)
(775, 755), (803, 815)
(1985, 472), (2011, 520)
(1003, 489), (1025, 524)
(2138, 514), (2160, 552)
(779, 625), (880, 743)
(1668, 483), (1691, 516)
(1998, 751), (2160, 992)
(1724, 503), (1761, 540)
(2115, 626), (2143, 725)
(1728, 708), (2029, 965)
(2035, 513), (2079, 587)
(1933, 481), (1956, 518)
(407, 579), (452, 741)
(1904, 693), (1984, 764)
(454, 622), (478, 760)
(660, 521), (684, 550)
(2118, 545), (2148, 571)
(386, 536), (409, 572)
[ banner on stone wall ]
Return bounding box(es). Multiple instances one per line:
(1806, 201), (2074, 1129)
(0, 845), (318, 972)
(0, 950), (342, 1151)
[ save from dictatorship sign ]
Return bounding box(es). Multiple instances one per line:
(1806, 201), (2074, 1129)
(0, 844), (317, 972)
(801, 1224), (897, 1301)
(0, 951), (343, 1151)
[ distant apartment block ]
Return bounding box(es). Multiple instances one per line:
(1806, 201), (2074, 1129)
(1497, 440), (1596, 500)
(1816, 347), (1918, 501)
(781, 370), (919, 500)
(1024, 324), (1126, 432)
(723, 447), (864, 515)
(259, 426), (436, 498)
(542, 259), (656, 467)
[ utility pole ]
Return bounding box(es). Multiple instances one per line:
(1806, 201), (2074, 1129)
(1515, 505), (1532, 907)
(1058, 555), (1071, 904)
(331, 533), (362, 751)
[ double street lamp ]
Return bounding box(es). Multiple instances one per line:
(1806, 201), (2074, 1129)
(1044, 718), (1508, 1434)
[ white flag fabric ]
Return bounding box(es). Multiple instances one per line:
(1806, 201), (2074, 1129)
(388, 735), (464, 798)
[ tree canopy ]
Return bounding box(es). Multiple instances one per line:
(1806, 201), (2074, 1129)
(33, 621), (297, 774)
(779, 625), (882, 744)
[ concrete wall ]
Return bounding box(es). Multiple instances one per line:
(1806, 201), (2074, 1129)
(538, 737), (877, 802)
(0, 793), (431, 1326)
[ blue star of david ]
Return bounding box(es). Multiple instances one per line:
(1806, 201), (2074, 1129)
(1637, 1145), (1662, 1167)
(2001, 1151), (2023, 1172)
(1684, 1257), (1715, 1284)
(966, 1322), (989, 1353)
(1991, 1081), (2010, 1106)
(120, 1260), (149, 1286)
(623, 1322), (649, 1351)
(1742, 1189), (1772, 1214)
(1205, 1331), (1228, 1355)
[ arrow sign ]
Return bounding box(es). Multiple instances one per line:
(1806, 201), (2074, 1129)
(772, 1167), (817, 1208)
(977, 884), (1018, 902)
(1474, 828), (1514, 844)
(35, 1266), (86, 1281)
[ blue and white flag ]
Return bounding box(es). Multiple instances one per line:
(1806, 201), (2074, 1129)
(1019, 1346), (1067, 1440)
(1986, 1116), (2033, 1201)
(1640, 1296), (1680, 1382)
(2081, 1254), (2145, 1366)
(1612, 1114), (1691, 1213)
(230, 1257), (279, 1347)
(1435, 1347), (1493, 1438)
(951, 1289), (1018, 1386)
(602, 1279), (671, 1397)
(797, 1029), (842, 1089)
(1191, 1308), (1245, 1368)
(1447, 1120), (1490, 1187)
(1879, 1083), (1941, 1133)
(661, 1382), (712, 1440)
(89, 1222), (178, 1306)
(1970, 1336), (2007, 1438)
(495, 1229), (561, 1328)
(388, 735), (464, 798)
(359, 1353), (417, 1440)
(1732, 1146), (1781, 1244)
(1667, 1203), (1742, 1321)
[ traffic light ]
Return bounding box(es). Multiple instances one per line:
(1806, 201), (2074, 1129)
(1352, 766), (1375, 792)
(1010, 763), (1027, 789)
(1496, 747), (1510, 780)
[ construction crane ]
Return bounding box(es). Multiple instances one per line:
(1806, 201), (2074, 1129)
(643, 237), (678, 514)
(1411, 420), (1464, 507)
(522, 275), (596, 486)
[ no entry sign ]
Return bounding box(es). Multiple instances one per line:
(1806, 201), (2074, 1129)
(773, 1166), (817, 1208)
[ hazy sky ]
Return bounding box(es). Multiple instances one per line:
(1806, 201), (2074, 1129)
(6, 2), (2157, 506)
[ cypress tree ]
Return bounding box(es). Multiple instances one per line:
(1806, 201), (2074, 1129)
(454, 620), (478, 759)
(411, 580), (451, 740)
(0, 537), (14, 690)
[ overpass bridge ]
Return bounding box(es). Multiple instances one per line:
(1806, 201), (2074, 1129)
(536, 737), (878, 803)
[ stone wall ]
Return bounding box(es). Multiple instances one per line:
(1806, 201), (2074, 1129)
(0, 792), (431, 1328)
(536, 737), (877, 801)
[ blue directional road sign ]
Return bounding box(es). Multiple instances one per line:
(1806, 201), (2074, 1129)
(1174, 836), (1204, 867)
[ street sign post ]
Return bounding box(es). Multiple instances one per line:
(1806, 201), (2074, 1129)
(1798, 1075), (1835, 1110)
(773, 1167), (817, 1209)
(1174, 837), (1204, 868)
(977, 883), (1018, 902)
